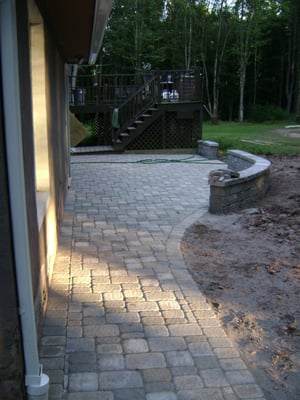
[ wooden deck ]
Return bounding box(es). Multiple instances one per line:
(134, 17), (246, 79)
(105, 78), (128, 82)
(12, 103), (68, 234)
(69, 69), (203, 151)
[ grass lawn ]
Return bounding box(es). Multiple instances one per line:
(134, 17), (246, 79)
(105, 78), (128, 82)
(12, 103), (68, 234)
(202, 121), (300, 156)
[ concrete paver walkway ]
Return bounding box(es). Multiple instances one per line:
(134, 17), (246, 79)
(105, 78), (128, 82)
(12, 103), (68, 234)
(40, 154), (266, 400)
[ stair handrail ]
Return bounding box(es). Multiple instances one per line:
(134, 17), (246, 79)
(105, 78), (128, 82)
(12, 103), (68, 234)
(112, 72), (161, 142)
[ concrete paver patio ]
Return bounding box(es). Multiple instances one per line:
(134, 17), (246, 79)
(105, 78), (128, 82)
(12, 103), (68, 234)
(40, 153), (266, 400)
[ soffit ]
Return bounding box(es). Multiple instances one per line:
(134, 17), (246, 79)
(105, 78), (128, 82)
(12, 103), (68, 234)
(35, 0), (109, 64)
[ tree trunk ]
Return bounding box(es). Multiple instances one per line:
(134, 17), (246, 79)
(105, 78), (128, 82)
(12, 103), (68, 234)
(184, 1), (193, 71)
(239, 62), (246, 122)
(295, 3), (300, 120)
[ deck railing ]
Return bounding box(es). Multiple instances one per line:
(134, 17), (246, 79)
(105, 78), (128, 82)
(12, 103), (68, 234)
(69, 69), (202, 107)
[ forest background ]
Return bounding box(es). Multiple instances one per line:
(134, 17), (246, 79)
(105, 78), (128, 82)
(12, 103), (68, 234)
(96, 0), (300, 123)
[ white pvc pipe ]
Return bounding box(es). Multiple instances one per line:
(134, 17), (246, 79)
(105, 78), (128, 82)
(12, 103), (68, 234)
(0, 0), (49, 398)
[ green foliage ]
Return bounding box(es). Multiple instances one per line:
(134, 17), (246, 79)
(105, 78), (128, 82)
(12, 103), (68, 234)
(248, 105), (290, 122)
(100, 0), (300, 119)
(78, 122), (98, 146)
(102, 0), (165, 72)
(203, 122), (300, 156)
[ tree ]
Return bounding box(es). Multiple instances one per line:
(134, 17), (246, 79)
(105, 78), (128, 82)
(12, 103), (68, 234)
(102, 0), (165, 72)
(99, 0), (298, 120)
(210, 0), (232, 121)
(280, 0), (300, 115)
(233, 0), (260, 122)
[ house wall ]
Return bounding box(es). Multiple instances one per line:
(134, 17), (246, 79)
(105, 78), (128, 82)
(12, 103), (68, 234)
(26, 0), (70, 327)
(0, 60), (26, 400)
(1, 0), (70, 396)
(16, 0), (70, 329)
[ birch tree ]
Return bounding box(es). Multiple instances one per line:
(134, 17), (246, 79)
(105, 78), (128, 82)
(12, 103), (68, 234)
(233, 0), (271, 122)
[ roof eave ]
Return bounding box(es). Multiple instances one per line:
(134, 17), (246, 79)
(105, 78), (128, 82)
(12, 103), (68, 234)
(89, 0), (112, 65)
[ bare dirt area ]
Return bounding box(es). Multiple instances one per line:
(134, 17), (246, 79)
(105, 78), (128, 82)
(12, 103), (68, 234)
(181, 155), (300, 400)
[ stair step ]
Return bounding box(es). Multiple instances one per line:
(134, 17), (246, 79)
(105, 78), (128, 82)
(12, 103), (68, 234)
(142, 114), (151, 118)
(127, 126), (136, 131)
(134, 120), (144, 124)
(120, 132), (129, 137)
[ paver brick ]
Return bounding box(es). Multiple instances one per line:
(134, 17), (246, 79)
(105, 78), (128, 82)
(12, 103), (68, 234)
(200, 368), (229, 387)
(106, 312), (140, 324)
(208, 337), (235, 348)
(103, 292), (124, 301)
(142, 316), (165, 325)
(45, 310), (68, 318)
(40, 336), (66, 346)
(84, 324), (119, 338)
(127, 302), (159, 312)
(67, 391), (114, 400)
(123, 289), (144, 298)
(188, 341), (214, 356)
(168, 324), (202, 336)
(214, 347), (241, 359)
(148, 337), (186, 352)
(144, 325), (169, 337)
(45, 369), (64, 384)
(222, 386), (239, 400)
(165, 318), (187, 325)
(145, 291), (176, 301)
(233, 384), (265, 398)
(146, 382), (175, 393)
(225, 370), (255, 385)
(165, 351), (194, 367)
(43, 318), (67, 327)
(177, 388), (224, 400)
(93, 284), (121, 293)
(49, 383), (64, 399)
(119, 322), (144, 333)
(197, 318), (220, 328)
(123, 338), (149, 353)
(83, 305), (105, 317)
(98, 353), (125, 370)
(126, 353), (166, 369)
(99, 371), (143, 389)
(40, 346), (65, 358)
(162, 310), (184, 319)
(66, 338), (95, 352)
(114, 388), (146, 400)
(68, 351), (97, 372)
(83, 316), (105, 325)
(68, 372), (98, 391)
(40, 357), (65, 370)
(140, 277), (160, 287)
(97, 343), (123, 354)
(158, 300), (181, 310)
(142, 368), (172, 383)
(71, 293), (100, 302)
(219, 358), (247, 371)
(104, 300), (125, 309)
(202, 327), (227, 338)
(68, 312), (82, 320)
(174, 375), (203, 390)
(112, 276), (139, 284)
(146, 392), (177, 400)
(194, 355), (220, 370)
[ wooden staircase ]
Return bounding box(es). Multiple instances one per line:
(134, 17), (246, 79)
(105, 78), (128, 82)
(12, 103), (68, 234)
(110, 73), (162, 152)
(113, 105), (162, 151)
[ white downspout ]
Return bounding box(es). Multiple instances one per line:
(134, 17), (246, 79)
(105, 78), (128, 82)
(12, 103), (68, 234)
(0, 1), (49, 399)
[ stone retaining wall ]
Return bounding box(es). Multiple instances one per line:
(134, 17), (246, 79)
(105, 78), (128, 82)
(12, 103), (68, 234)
(197, 140), (219, 160)
(209, 149), (271, 214)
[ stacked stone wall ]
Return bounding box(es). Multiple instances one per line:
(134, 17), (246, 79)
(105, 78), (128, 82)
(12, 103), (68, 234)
(209, 150), (271, 214)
